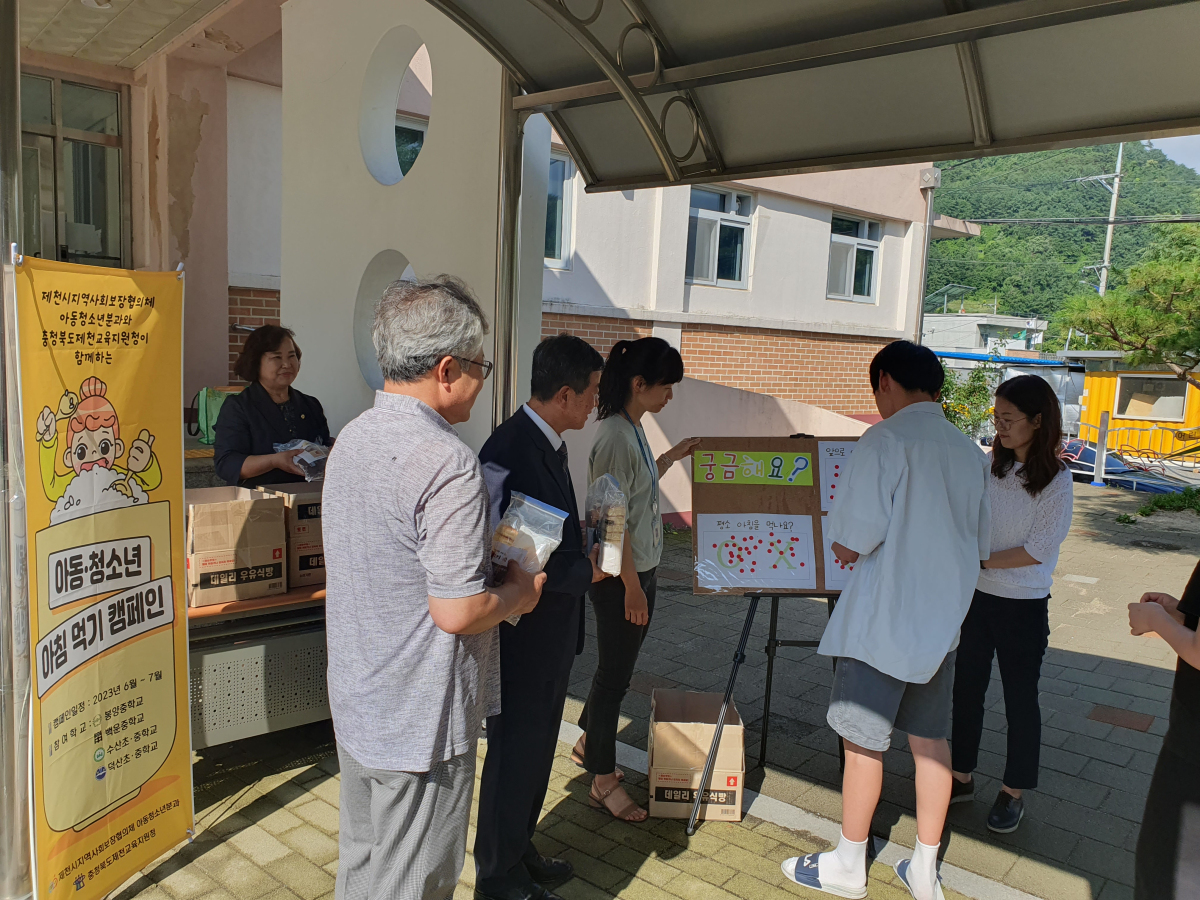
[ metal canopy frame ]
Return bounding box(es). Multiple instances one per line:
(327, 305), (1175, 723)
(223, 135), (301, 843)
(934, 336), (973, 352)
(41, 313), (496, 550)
(429, 0), (1200, 192)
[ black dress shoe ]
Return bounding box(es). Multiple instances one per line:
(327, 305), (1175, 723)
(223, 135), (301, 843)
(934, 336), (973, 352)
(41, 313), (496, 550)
(473, 884), (563, 900)
(949, 776), (975, 805)
(523, 852), (574, 888)
(987, 789), (1025, 834)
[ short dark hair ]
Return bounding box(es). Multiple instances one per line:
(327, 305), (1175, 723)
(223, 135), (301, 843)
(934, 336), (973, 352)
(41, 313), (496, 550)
(869, 340), (944, 396)
(530, 334), (605, 401)
(234, 325), (301, 384)
(597, 337), (685, 420)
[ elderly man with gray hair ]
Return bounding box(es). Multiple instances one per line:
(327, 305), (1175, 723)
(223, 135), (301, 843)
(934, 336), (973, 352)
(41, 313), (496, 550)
(324, 275), (545, 900)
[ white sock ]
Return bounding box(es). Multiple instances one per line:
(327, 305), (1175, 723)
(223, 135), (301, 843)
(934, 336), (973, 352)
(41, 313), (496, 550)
(908, 839), (941, 900)
(818, 832), (867, 888)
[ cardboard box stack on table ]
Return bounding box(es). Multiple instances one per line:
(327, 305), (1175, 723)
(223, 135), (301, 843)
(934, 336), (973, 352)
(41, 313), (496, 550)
(185, 487), (288, 607)
(647, 689), (745, 821)
(271, 483), (325, 587)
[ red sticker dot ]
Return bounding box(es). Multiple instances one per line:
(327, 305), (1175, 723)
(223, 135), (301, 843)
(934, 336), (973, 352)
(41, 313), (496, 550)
(800, 562), (805, 567)
(739, 568), (744, 573)
(834, 473), (839, 477)
(713, 544), (718, 548)
(769, 532), (774, 537)
(834, 465), (839, 469)
(772, 564), (778, 569)
(840, 564), (846, 570)
(829, 495), (835, 500)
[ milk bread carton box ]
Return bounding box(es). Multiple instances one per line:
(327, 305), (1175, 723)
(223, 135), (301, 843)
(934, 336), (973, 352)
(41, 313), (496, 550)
(647, 689), (744, 821)
(186, 487), (287, 606)
(270, 483), (325, 586)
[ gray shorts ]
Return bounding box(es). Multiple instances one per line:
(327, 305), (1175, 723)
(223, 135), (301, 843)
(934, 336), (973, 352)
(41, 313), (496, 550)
(826, 653), (957, 752)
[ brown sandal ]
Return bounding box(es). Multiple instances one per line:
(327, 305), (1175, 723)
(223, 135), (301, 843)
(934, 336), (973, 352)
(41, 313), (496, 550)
(570, 735), (623, 781)
(589, 781), (647, 822)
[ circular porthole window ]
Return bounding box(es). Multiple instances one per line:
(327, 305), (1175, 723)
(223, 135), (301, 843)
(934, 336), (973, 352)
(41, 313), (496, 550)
(354, 250), (417, 390)
(359, 27), (432, 185)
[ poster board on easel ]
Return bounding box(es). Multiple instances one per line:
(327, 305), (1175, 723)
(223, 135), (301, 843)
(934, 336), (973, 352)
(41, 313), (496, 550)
(691, 437), (862, 595)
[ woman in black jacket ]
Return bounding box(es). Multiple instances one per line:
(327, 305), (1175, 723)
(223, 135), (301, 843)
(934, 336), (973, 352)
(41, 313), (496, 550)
(1129, 558), (1200, 899)
(214, 325), (331, 487)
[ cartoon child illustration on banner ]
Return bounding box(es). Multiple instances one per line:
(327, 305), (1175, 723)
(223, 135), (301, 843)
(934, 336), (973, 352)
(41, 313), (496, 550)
(37, 376), (161, 524)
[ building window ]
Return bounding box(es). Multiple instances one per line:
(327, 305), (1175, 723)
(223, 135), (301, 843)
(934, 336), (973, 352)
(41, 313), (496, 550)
(686, 186), (752, 288)
(827, 214), (881, 303)
(395, 114), (427, 176)
(1115, 375), (1188, 422)
(545, 152), (574, 269)
(19, 72), (129, 268)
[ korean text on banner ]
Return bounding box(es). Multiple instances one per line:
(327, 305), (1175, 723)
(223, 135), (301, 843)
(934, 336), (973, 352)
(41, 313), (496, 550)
(14, 258), (192, 900)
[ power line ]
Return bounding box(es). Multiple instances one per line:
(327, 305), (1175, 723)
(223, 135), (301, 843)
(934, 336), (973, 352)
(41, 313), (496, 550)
(929, 258), (1084, 268)
(968, 214), (1200, 225)
(938, 179), (1200, 192)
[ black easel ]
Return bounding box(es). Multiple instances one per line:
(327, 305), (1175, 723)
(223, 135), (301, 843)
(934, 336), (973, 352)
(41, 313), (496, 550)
(759, 593), (840, 770)
(685, 590), (840, 835)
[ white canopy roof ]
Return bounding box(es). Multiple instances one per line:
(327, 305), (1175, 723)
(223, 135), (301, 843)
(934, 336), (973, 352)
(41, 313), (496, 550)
(425, 0), (1200, 192)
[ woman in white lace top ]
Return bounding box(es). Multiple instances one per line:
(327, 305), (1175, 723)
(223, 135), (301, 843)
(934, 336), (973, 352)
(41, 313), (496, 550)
(949, 375), (1074, 835)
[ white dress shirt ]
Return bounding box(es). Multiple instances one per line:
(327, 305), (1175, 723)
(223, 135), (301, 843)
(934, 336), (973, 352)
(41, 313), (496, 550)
(522, 403), (563, 450)
(818, 402), (991, 684)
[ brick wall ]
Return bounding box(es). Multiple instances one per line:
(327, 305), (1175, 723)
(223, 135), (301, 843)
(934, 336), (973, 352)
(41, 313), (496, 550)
(228, 287), (281, 384)
(541, 312), (652, 357)
(543, 312), (889, 416)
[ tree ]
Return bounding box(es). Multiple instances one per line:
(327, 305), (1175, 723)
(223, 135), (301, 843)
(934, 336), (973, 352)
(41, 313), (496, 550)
(1062, 224), (1200, 389)
(941, 359), (1001, 439)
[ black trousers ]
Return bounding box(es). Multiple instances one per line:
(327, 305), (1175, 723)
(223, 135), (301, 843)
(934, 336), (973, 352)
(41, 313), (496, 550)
(577, 568), (657, 775)
(474, 674), (571, 888)
(951, 589), (1050, 790)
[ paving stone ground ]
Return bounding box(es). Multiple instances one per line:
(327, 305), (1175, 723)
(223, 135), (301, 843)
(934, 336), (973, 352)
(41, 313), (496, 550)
(119, 482), (1199, 900)
(117, 724), (976, 900)
(563, 483), (1200, 900)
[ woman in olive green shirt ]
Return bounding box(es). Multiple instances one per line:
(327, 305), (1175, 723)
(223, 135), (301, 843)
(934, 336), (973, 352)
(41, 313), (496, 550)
(573, 337), (700, 822)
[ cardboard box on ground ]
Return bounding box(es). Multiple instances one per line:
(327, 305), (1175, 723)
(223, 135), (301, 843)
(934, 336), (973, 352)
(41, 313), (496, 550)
(185, 487), (288, 606)
(270, 483), (325, 587)
(648, 689), (744, 821)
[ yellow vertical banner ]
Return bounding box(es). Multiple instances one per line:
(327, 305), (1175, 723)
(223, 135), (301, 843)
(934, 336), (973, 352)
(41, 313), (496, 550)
(12, 258), (192, 900)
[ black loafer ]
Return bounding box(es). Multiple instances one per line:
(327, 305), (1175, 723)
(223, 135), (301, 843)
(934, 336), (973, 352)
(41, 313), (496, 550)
(474, 883), (563, 900)
(950, 777), (974, 805)
(523, 852), (573, 889)
(987, 790), (1024, 834)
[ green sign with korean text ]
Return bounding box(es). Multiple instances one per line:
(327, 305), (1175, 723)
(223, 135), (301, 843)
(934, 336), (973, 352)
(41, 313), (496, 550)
(693, 450), (813, 486)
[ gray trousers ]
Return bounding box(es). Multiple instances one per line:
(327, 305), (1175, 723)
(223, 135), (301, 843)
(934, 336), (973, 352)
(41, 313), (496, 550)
(335, 743), (477, 900)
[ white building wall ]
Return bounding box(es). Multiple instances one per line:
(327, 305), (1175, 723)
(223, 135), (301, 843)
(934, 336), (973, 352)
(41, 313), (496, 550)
(544, 172), (924, 341)
(227, 76), (283, 290)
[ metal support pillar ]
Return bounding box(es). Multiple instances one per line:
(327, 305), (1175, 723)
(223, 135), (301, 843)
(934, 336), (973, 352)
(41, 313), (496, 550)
(1, 1), (33, 897)
(1092, 411), (1110, 486)
(493, 74), (524, 428)
(914, 167), (940, 345)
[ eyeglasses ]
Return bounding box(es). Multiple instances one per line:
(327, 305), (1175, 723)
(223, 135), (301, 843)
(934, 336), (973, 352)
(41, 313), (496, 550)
(454, 356), (494, 380)
(992, 415), (1029, 429)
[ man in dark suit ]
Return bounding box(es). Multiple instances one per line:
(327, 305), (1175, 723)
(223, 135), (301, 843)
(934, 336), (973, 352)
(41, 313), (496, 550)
(474, 334), (608, 900)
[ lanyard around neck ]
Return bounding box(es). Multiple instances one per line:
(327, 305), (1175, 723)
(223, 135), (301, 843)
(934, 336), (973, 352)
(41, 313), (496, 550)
(620, 409), (658, 498)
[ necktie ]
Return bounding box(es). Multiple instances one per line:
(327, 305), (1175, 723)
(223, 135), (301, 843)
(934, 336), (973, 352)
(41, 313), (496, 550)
(556, 442), (570, 477)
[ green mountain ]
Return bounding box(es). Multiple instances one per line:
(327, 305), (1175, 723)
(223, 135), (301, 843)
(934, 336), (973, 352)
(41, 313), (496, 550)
(928, 141), (1200, 322)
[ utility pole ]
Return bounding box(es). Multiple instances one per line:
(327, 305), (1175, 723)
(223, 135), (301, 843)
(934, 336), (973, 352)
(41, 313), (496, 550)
(1098, 142), (1124, 296)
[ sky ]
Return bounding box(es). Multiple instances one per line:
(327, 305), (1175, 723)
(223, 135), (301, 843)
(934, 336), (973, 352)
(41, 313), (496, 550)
(1147, 134), (1200, 173)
